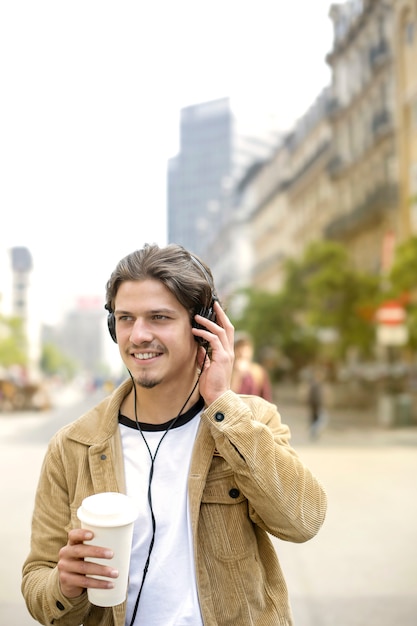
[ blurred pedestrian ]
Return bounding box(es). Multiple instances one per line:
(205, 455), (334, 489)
(307, 367), (328, 439)
(231, 331), (273, 401)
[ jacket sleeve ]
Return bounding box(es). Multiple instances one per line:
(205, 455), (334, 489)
(21, 435), (91, 626)
(201, 390), (327, 543)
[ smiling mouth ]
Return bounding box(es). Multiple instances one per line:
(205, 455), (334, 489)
(134, 352), (161, 360)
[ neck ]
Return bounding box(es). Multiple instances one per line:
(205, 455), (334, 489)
(125, 373), (201, 425)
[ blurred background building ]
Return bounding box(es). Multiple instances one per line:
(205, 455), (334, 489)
(167, 98), (234, 257)
(42, 296), (109, 376)
(9, 247), (33, 320)
(394, 0), (417, 238)
(0, 246), (40, 375)
(1, 250), (114, 391)
(167, 97), (280, 262)
(166, 0), (417, 302)
(325, 0), (398, 273)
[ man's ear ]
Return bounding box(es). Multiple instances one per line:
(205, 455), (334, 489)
(196, 343), (210, 372)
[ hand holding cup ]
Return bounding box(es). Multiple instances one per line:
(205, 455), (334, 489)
(75, 492), (138, 607)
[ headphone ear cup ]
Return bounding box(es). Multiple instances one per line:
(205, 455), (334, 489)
(107, 312), (117, 343)
(200, 304), (216, 324)
(192, 302), (216, 345)
(192, 303), (216, 328)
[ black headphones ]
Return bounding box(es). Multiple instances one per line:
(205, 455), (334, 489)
(105, 254), (217, 344)
(105, 303), (118, 343)
(188, 254), (218, 345)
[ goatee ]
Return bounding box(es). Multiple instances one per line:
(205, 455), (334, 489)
(135, 377), (159, 389)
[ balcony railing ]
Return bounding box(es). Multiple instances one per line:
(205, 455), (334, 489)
(372, 109), (392, 138)
(369, 39), (390, 70)
(324, 182), (398, 239)
(326, 154), (345, 178)
(326, 97), (341, 118)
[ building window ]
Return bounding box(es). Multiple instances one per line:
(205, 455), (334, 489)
(405, 19), (415, 45)
(405, 22), (415, 46)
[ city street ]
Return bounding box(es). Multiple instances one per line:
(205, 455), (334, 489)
(1, 388), (416, 625)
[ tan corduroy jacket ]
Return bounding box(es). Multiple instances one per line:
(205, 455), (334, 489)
(22, 380), (327, 626)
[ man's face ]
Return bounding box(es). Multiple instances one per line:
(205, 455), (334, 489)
(235, 342), (253, 363)
(113, 279), (197, 389)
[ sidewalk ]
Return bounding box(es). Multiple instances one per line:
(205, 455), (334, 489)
(273, 392), (417, 448)
(269, 398), (417, 626)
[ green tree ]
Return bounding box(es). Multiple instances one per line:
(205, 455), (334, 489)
(232, 241), (381, 374)
(388, 236), (417, 294)
(40, 342), (77, 379)
(0, 314), (28, 367)
(230, 287), (319, 377)
(282, 240), (380, 360)
(388, 235), (417, 348)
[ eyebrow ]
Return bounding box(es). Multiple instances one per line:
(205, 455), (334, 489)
(114, 308), (178, 316)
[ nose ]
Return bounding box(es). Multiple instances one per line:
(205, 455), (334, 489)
(129, 318), (153, 344)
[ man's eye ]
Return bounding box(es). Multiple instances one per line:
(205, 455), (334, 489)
(153, 314), (168, 320)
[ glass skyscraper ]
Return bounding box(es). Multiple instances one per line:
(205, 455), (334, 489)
(167, 98), (234, 257)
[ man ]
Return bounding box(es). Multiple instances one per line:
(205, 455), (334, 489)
(22, 243), (327, 626)
(307, 367), (327, 440)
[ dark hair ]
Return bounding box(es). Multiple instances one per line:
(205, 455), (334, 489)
(105, 243), (217, 322)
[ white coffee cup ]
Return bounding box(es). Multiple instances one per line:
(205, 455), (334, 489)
(77, 492), (138, 607)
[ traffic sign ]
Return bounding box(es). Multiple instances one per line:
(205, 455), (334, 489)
(375, 302), (406, 326)
(376, 300), (408, 346)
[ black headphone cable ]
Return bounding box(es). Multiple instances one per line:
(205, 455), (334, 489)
(127, 349), (207, 626)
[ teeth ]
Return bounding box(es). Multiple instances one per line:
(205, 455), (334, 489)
(135, 353), (158, 360)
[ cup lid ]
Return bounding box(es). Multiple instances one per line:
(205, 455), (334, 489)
(77, 492), (138, 527)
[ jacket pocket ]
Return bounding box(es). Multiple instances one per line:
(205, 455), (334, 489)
(200, 468), (256, 560)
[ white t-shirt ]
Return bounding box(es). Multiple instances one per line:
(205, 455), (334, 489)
(119, 398), (204, 626)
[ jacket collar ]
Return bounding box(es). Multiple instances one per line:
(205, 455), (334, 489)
(65, 378), (133, 445)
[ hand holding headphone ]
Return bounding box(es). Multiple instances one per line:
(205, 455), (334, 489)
(193, 300), (235, 406)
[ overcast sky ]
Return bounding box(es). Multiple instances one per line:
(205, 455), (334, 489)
(1, 1), (338, 324)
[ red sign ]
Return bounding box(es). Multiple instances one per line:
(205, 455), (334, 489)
(375, 301), (406, 326)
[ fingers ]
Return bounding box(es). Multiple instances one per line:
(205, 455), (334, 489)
(193, 302), (234, 349)
(67, 528), (93, 545)
(58, 529), (118, 599)
(194, 303), (235, 405)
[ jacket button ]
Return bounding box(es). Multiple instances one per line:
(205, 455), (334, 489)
(100, 454), (107, 460)
(229, 488), (240, 499)
(56, 601), (65, 611)
(214, 412), (225, 422)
